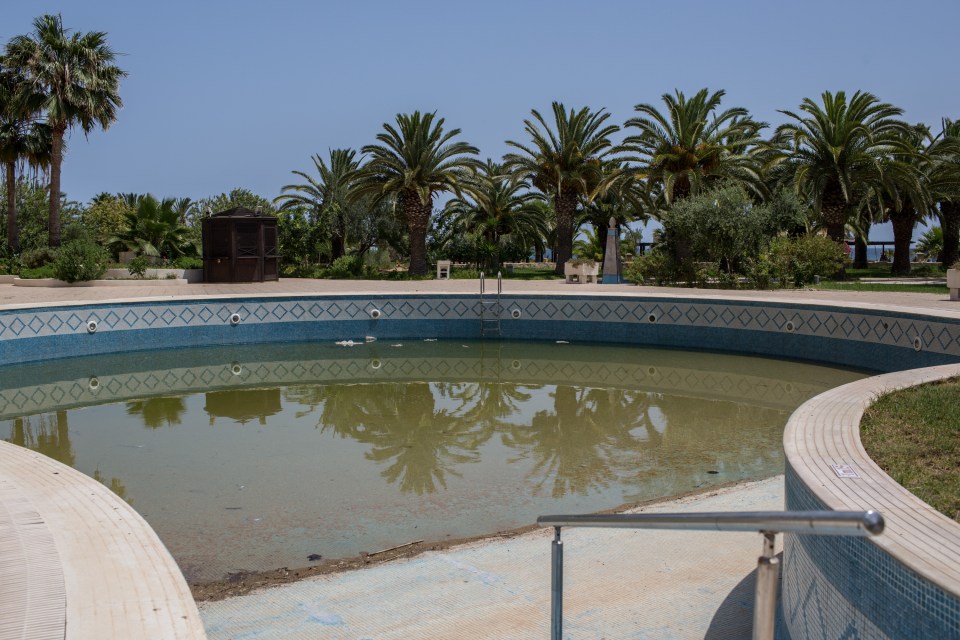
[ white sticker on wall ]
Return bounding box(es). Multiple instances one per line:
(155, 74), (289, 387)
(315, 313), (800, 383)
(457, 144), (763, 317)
(831, 464), (860, 479)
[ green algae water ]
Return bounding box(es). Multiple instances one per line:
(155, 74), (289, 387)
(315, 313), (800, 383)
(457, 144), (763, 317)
(0, 340), (865, 582)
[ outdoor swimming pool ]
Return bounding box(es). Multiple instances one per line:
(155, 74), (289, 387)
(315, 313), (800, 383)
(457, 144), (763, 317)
(0, 339), (864, 582)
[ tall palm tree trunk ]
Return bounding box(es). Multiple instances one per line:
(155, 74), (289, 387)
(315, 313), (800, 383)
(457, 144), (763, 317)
(553, 188), (577, 275)
(331, 230), (345, 260)
(940, 202), (960, 267)
(55, 410), (74, 467)
(5, 162), (17, 253)
(853, 222), (870, 269)
(404, 195), (432, 276)
(822, 205), (847, 242)
(821, 183), (847, 242)
(594, 221), (607, 271)
(889, 208), (916, 276)
(48, 125), (66, 247)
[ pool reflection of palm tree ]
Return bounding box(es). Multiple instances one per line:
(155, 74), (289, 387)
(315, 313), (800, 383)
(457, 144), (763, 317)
(439, 381), (534, 431)
(291, 382), (496, 495)
(501, 386), (658, 497)
(7, 411), (128, 501)
(8, 410), (75, 467)
(125, 396), (187, 429)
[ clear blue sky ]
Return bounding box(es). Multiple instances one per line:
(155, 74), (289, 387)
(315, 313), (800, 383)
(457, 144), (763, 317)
(4, 0), (959, 241)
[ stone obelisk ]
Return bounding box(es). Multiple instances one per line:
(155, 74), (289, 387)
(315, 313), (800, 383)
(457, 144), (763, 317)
(601, 217), (622, 284)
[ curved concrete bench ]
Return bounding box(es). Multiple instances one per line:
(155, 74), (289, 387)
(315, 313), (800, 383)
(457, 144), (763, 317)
(0, 440), (206, 639)
(782, 364), (960, 639)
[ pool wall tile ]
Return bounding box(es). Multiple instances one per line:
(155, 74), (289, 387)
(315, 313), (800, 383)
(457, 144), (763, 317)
(2, 294), (960, 372)
(781, 461), (960, 639)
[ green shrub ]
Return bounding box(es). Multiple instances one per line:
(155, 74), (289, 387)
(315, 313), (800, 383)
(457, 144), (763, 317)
(170, 255), (202, 269)
(661, 185), (805, 273)
(328, 255), (363, 278)
(792, 234), (845, 285)
(20, 247), (58, 269)
(363, 249), (395, 271)
(624, 251), (677, 285)
(768, 235), (845, 287)
(127, 255), (148, 279)
(0, 246), (15, 275)
(18, 264), (57, 279)
(53, 241), (110, 283)
(745, 253), (773, 290)
(451, 268), (481, 279)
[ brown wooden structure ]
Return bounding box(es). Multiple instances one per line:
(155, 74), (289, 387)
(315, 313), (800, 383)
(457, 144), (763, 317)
(202, 207), (278, 283)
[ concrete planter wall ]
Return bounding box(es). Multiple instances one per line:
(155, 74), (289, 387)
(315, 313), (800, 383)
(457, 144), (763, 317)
(13, 277), (187, 287)
(948, 268), (960, 301)
(103, 268), (203, 283)
(564, 261), (599, 283)
(12, 268), (203, 287)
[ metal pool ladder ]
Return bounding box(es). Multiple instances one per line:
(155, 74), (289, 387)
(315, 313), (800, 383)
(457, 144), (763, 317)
(537, 509), (885, 640)
(479, 271), (502, 337)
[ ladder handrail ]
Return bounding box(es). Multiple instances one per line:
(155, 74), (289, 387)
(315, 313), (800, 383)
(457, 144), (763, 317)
(479, 271), (502, 337)
(541, 509), (883, 640)
(538, 509), (884, 536)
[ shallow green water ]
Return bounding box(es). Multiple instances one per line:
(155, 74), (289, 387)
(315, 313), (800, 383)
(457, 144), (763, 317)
(0, 340), (865, 582)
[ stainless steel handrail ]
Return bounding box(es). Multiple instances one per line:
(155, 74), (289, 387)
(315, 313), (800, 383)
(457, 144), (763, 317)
(537, 509), (884, 640)
(537, 510), (884, 536)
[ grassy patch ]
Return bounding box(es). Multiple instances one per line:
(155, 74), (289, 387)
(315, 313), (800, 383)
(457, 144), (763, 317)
(861, 378), (960, 522)
(846, 264), (946, 279)
(17, 264), (57, 279)
(810, 282), (949, 294)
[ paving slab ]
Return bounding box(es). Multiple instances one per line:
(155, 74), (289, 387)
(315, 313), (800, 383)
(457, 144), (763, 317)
(0, 278), (958, 315)
(199, 476), (784, 640)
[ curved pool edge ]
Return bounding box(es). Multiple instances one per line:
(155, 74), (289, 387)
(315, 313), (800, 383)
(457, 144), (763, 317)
(782, 365), (960, 638)
(0, 438), (207, 639)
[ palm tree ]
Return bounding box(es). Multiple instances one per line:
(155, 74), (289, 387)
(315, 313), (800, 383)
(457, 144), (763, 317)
(438, 160), (547, 270)
(352, 111), (480, 275)
(274, 148), (361, 260)
(625, 88), (766, 204)
(109, 195), (197, 259)
(875, 125), (929, 275)
(572, 227), (602, 262)
(932, 119), (960, 267)
(0, 59), (51, 253)
(505, 103), (622, 275)
(4, 14), (125, 247)
(577, 164), (651, 267)
(768, 90), (910, 242)
(914, 226), (943, 263)
(866, 124), (960, 275)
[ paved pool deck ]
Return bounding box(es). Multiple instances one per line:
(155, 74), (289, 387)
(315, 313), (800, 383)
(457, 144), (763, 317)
(1, 277), (958, 315)
(199, 476), (784, 640)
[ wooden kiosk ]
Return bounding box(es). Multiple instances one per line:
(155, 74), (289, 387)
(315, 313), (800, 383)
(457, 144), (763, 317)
(201, 207), (279, 283)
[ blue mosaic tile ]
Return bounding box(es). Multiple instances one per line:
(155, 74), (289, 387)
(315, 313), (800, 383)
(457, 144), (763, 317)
(782, 462), (960, 639)
(2, 295), (959, 371)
